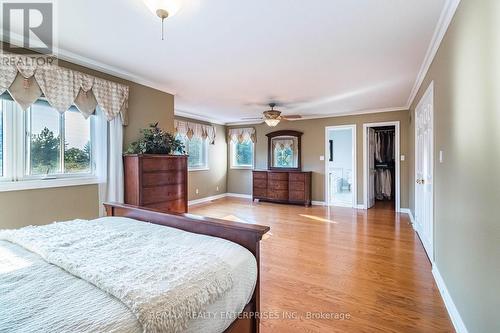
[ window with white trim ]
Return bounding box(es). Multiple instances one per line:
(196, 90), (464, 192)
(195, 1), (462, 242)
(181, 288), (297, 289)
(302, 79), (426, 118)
(0, 101), (4, 178)
(175, 134), (209, 171)
(230, 140), (254, 168)
(0, 95), (96, 185)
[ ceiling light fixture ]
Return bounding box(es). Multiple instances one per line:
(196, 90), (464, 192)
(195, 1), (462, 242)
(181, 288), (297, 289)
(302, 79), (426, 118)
(143, 0), (182, 40)
(263, 104), (282, 127)
(264, 118), (281, 127)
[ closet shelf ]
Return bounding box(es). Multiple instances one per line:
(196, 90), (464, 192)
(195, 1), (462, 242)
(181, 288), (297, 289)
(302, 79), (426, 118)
(375, 163), (395, 169)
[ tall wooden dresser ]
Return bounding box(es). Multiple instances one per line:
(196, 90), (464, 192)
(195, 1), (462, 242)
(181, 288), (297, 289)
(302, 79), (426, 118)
(252, 170), (312, 207)
(123, 154), (188, 213)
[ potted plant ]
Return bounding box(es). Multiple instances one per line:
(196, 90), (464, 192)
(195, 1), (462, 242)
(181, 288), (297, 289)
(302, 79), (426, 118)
(123, 123), (188, 213)
(125, 122), (185, 155)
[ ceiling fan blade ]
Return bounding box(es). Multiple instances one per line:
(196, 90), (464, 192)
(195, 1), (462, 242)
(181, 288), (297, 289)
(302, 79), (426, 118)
(241, 117), (263, 120)
(282, 115), (302, 119)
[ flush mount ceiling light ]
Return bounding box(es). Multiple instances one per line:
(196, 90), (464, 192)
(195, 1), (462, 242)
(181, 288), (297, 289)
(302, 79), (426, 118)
(143, 0), (182, 40)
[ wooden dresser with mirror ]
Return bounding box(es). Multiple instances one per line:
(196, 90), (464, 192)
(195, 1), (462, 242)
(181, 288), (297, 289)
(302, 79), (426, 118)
(252, 130), (312, 207)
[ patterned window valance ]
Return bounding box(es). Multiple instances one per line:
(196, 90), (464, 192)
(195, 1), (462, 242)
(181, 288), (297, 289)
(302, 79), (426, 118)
(228, 127), (256, 143)
(0, 53), (129, 125)
(272, 138), (295, 150)
(174, 119), (216, 144)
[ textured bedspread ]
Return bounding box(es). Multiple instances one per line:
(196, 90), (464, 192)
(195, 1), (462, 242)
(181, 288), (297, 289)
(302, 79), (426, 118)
(0, 217), (257, 333)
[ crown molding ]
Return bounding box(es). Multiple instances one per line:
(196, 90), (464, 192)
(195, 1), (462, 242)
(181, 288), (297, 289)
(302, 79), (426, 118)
(292, 106), (408, 121)
(226, 120), (263, 126)
(56, 48), (173, 94)
(174, 109), (226, 125)
(1, 34), (174, 95)
(406, 0), (461, 109)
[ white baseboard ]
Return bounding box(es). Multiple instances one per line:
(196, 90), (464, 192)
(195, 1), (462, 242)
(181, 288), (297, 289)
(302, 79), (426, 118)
(187, 193), (227, 206)
(400, 208), (416, 226)
(226, 193), (252, 199)
(188, 192), (253, 206)
(313, 201), (366, 209)
(432, 266), (469, 333)
(402, 206), (469, 333)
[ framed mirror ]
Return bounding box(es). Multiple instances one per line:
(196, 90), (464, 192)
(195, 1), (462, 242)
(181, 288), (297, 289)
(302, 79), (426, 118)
(266, 130), (303, 171)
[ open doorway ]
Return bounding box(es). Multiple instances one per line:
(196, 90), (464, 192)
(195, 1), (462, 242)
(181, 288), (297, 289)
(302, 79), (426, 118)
(363, 122), (400, 212)
(325, 125), (356, 207)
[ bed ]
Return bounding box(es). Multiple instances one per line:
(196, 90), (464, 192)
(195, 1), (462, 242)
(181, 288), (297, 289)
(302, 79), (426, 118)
(0, 202), (270, 333)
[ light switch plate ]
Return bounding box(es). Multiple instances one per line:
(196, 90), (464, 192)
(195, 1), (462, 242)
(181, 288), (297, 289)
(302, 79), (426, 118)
(320, 155), (325, 161)
(400, 155), (405, 161)
(439, 151), (444, 163)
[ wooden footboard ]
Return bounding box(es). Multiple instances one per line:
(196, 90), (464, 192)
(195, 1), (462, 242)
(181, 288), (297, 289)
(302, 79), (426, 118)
(104, 202), (270, 333)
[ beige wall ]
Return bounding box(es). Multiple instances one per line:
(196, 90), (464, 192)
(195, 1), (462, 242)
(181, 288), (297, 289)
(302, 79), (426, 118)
(228, 110), (410, 206)
(175, 117), (227, 201)
(408, 1), (500, 331)
(0, 57), (175, 229)
(0, 185), (98, 229)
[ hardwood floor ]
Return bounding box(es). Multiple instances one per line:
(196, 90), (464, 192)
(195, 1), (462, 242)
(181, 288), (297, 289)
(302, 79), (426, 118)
(189, 197), (454, 333)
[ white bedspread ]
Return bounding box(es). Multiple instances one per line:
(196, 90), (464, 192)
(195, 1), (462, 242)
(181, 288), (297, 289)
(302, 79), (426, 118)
(0, 217), (257, 333)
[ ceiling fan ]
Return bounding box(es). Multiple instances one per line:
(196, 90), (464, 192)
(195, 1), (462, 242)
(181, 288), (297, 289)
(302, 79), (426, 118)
(242, 103), (302, 127)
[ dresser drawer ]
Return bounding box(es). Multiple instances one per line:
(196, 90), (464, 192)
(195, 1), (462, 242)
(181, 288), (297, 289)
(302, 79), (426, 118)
(268, 172), (288, 181)
(144, 199), (186, 214)
(253, 171), (268, 180)
(289, 173), (306, 182)
(253, 179), (267, 189)
(267, 190), (288, 200)
(268, 180), (288, 190)
(289, 190), (305, 201)
(142, 158), (186, 172)
(142, 171), (184, 186)
(289, 181), (305, 191)
(142, 184), (184, 204)
(253, 188), (267, 198)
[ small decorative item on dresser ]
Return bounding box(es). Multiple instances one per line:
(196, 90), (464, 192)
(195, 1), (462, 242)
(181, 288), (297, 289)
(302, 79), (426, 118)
(124, 123), (188, 213)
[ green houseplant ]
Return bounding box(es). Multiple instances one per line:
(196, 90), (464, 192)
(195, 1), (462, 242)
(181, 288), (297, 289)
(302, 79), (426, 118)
(125, 123), (185, 155)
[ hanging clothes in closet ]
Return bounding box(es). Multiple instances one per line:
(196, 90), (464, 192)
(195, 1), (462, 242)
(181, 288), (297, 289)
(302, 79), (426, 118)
(375, 131), (395, 163)
(375, 169), (392, 200)
(374, 129), (395, 201)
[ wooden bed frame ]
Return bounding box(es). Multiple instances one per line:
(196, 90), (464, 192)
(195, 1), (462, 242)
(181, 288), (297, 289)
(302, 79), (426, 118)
(104, 202), (270, 333)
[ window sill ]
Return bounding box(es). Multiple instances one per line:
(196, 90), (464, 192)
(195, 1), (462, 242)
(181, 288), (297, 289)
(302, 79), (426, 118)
(230, 166), (254, 170)
(0, 177), (101, 193)
(188, 168), (210, 172)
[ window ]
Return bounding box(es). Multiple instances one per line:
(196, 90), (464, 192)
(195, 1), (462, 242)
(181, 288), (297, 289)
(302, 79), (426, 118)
(230, 140), (254, 168)
(270, 136), (299, 169)
(0, 96), (96, 189)
(0, 102), (4, 178)
(27, 103), (61, 175)
(274, 145), (294, 168)
(176, 135), (209, 170)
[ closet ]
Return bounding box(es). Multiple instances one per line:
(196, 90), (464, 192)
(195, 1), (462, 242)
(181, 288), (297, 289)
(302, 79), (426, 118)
(371, 126), (395, 206)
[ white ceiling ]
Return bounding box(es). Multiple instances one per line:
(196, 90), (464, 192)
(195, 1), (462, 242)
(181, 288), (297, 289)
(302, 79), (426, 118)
(52, 0), (446, 123)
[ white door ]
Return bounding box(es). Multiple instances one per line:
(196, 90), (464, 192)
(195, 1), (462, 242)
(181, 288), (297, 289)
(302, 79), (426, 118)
(368, 128), (376, 208)
(415, 82), (434, 260)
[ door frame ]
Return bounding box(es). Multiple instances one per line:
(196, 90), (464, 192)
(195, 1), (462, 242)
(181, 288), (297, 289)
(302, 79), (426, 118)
(414, 81), (434, 262)
(324, 125), (357, 208)
(362, 121), (401, 212)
